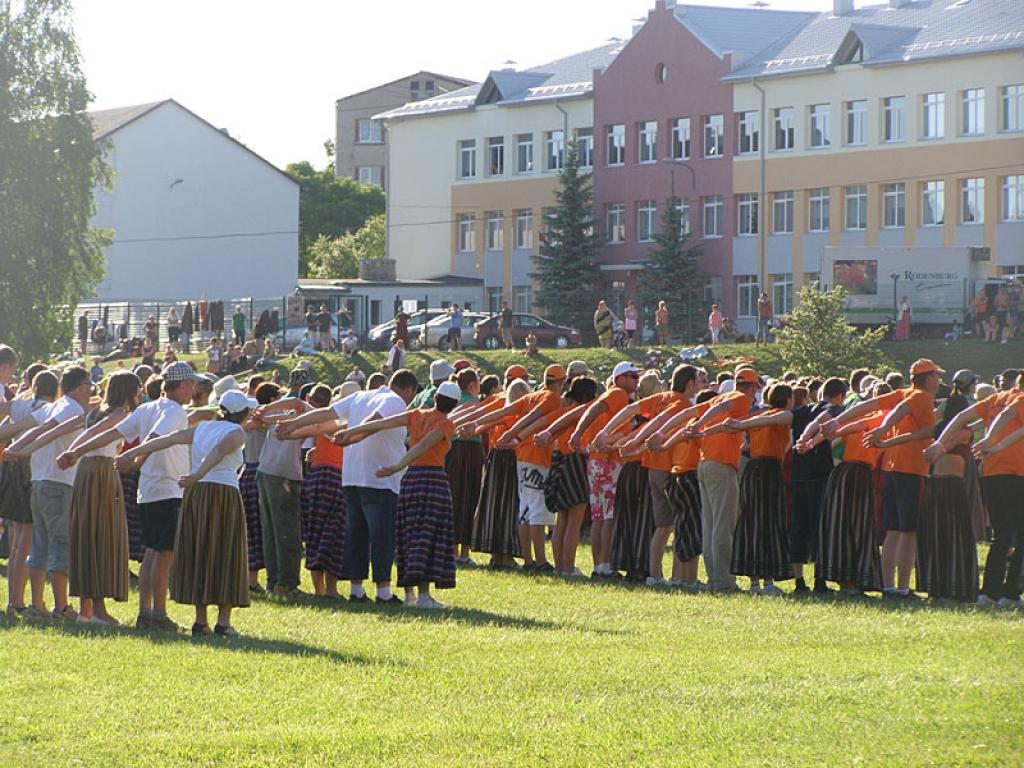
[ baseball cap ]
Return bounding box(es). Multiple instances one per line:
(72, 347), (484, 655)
(212, 375), (241, 404)
(505, 364), (529, 381)
(163, 361), (203, 383)
(544, 364), (567, 381)
(611, 361), (640, 380)
(430, 359), (455, 381)
(952, 369), (977, 388)
(452, 359), (472, 372)
(566, 360), (591, 378)
(735, 368), (760, 385)
(289, 368), (310, 386)
(218, 389), (258, 414)
(436, 381), (461, 401)
(910, 358), (945, 376)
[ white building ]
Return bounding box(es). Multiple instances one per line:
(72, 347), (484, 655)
(88, 99), (299, 301)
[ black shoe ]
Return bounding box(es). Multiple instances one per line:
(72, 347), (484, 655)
(534, 562), (555, 574)
(376, 594), (402, 604)
(348, 593), (370, 603)
(813, 580), (834, 594)
(191, 623), (212, 637)
(214, 624), (239, 638)
(522, 562), (538, 572)
(793, 581), (811, 594)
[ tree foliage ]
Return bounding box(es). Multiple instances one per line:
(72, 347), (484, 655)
(531, 142), (603, 338)
(0, 0), (111, 359)
(776, 284), (889, 376)
(285, 160), (384, 277)
(635, 196), (703, 342)
(308, 213), (385, 279)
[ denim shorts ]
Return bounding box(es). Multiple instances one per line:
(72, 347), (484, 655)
(28, 480), (73, 573)
(881, 471), (924, 532)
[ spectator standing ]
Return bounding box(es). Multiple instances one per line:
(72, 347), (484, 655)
(143, 316), (158, 344)
(593, 300), (616, 349)
(317, 305), (334, 351)
(166, 307), (181, 351)
(756, 292), (772, 345)
(655, 301), (669, 346)
(624, 301), (639, 348)
(394, 308), (411, 347)
(708, 304), (723, 345)
(894, 296), (912, 341)
(448, 304), (463, 352)
(500, 302), (514, 349)
(970, 288), (988, 337)
(231, 306), (247, 346)
(385, 338), (406, 372)
(205, 338), (222, 375)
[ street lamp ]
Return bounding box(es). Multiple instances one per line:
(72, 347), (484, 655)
(890, 271), (899, 329)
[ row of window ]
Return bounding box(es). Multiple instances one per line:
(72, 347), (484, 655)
(457, 209), (552, 252)
(457, 129), (594, 178)
(486, 286), (533, 314)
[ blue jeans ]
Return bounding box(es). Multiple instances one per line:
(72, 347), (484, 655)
(341, 486), (397, 583)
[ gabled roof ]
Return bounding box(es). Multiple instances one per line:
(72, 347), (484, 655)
(672, 4), (816, 61)
(725, 0), (1024, 81)
(335, 71), (476, 104)
(475, 70), (551, 106)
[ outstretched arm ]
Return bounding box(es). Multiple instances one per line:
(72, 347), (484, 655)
(377, 429), (443, 477)
(333, 411), (410, 446)
(724, 409), (793, 433)
(179, 428), (245, 488)
(7, 414), (85, 458)
(273, 406), (337, 438)
(568, 400), (609, 452)
(118, 427), (196, 464)
(534, 405), (587, 448)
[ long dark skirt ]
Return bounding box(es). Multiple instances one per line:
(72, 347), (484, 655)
(544, 450), (590, 513)
(301, 463), (346, 575)
(240, 463), (264, 571)
(470, 449), (521, 557)
(731, 457), (791, 580)
(962, 454), (987, 543)
(817, 461), (883, 591)
(119, 470), (145, 563)
(611, 461), (653, 576)
(917, 475), (979, 600)
(396, 466), (457, 589)
(669, 470), (702, 562)
(445, 440), (485, 547)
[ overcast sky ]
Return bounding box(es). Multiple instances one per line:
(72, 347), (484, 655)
(74, 0), (837, 170)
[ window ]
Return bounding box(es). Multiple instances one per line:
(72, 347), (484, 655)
(458, 139), (476, 178)
(702, 196), (723, 238)
(1002, 265), (1024, 278)
(773, 191), (794, 234)
(883, 96), (905, 142)
(575, 128), (594, 168)
(675, 198), (690, 236)
(737, 193), (758, 236)
(458, 214), (476, 252)
(921, 180), (944, 226)
(606, 124), (625, 166)
(357, 166), (381, 186)
(923, 93), (945, 138)
(409, 80), (420, 92)
(513, 286), (532, 313)
(961, 178), (984, 224)
(424, 80), (435, 91)
(808, 187), (829, 232)
(804, 272), (821, 288)
(637, 200), (657, 242)
(671, 118), (690, 159)
(639, 121), (658, 163)
(1003, 175), (1024, 221)
(703, 114), (723, 157)
(515, 133), (534, 173)
(738, 111), (759, 154)
(486, 136), (504, 176)
(771, 273), (794, 315)
(545, 130), (564, 171)
(1001, 84), (1023, 132)
(962, 88), (985, 135)
(737, 276), (759, 317)
(485, 212), (504, 250)
(883, 183), (905, 228)
(774, 107), (794, 151)
(845, 185), (867, 230)
(606, 203), (625, 243)
(809, 104), (831, 148)
(656, 63), (668, 83)
(704, 277), (723, 305)
(515, 209), (533, 249)
(845, 100), (867, 145)
(357, 119), (382, 144)
(486, 287), (503, 314)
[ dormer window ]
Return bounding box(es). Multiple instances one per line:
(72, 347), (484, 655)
(835, 31), (865, 65)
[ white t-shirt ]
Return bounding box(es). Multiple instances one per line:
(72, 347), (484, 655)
(257, 428), (303, 481)
(331, 385), (408, 493)
(117, 397), (189, 503)
(32, 396), (85, 485)
(243, 428), (266, 465)
(15, 398), (45, 482)
(191, 420), (244, 489)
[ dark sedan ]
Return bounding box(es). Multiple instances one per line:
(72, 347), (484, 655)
(473, 313), (582, 349)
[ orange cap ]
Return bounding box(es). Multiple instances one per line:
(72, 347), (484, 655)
(544, 364), (567, 381)
(910, 358), (945, 376)
(504, 364), (529, 381)
(735, 368), (760, 385)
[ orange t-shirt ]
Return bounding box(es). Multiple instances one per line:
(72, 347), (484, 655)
(514, 389), (561, 466)
(311, 432), (343, 468)
(637, 392), (690, 472)
(975, 391), (1024, 477)
(749, 411), (790, 460)
(670, 404), (709, 474)
(881, 387), (935, 476)
(584, 386), (631, 461)
(841, 412), (884, 467)
(700, 391), (754, 470)
(555, 403), (584, 454)
(407, 408), (454, 467)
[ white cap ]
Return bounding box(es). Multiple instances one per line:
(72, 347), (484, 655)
(213, 375), (240, 404)
(219, 390), (258, 414)
(430, 359), (455, 381)
(611, 361), (640, 380)
(436, 381), (461, 401)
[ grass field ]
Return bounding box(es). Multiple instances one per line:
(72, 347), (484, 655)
(1, 543), (1022, 766)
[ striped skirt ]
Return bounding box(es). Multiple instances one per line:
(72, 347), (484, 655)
(446, 441), (485, 547)
(470, 449), (522, 557)
(170, 482), (250, 607)
(396, 466), (457, 589)
(0, 459), (33, 524)
(301, 463), (346, 576)
(669, 470), (702, 562)
(817, 461), (883, 591)
(917, 476), (979, 600)
(544, 451), (590, 513)
(69, 457), (129, 600)
(731, 457), (791, 580)
(611, 461), (653, 576)
(240, 463), (264, 570)
(120, 470), (144, 562)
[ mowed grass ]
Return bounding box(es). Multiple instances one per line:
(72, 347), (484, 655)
(1, 543), (1021, 767)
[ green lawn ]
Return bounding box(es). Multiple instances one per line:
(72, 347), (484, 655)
(1, 545), (1021, 766)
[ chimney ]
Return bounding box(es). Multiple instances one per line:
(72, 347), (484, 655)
(833, 0), (854, 14)
(359, 258), (396, 282)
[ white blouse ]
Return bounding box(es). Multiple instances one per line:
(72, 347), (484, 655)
(191, 420), (244, 489)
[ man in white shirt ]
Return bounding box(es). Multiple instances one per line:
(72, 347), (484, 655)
(275, 369), (418, 603)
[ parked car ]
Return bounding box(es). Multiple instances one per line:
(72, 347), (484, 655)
(367, 309), (445, 349)
(473, 313), (582, 349)
(414, 312), (489, 350)
(275, 313), (341, 349)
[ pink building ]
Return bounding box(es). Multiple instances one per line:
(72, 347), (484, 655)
(592, 1), (813, 332)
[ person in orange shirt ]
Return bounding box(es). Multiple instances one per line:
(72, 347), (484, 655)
(333, 381), (462, 610)
(714, 383), (794, 595)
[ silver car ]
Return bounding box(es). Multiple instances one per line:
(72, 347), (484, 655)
(415, 312), (488, 350)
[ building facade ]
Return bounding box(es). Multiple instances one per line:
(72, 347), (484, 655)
(335, 72), (473, 189)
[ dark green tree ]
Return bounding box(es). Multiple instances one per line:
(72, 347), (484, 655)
(531, 142), (603, 339)
(635, 196), (703, 343)
(0, 0), (111, 359)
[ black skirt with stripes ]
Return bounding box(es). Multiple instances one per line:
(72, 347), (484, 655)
(817, 461), (883, 591)
(730, 457), (791, 580)
(916, 475), (979, 600)
(446, 440), (485, 547)
(611, 461), (653, 576)
(544, 450), (590, 513)
(470, 448), (522, 557)
(120, 470), (145, 563)
(396, 466), (457, 589)
(669, 470), (702, 561)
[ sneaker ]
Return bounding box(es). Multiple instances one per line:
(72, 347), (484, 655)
(748, 584), (762, 595)
(376, 594), (403, 605)
(134, 614), (152, 630)
(25, 606), (51, 621)
(682, 581), (706, 594)
(403, 594), (419, 607)
(457, 557), (478, 568)
(191, 623), (213, 637)
(997, 597), (1024, 611)
(92, 615), (121, 627)
(51, 606), (79, 623)
(590, 569), (606, 580)
(793, 580), (810, 594)
(214, 624), (239, 638)
(761, 583), (784, 596)
(522, 562), (538, 573)
(149, 615), (182, 633)
(248, 585), (266, 597)
(534, 562), (555, 574)
(564, 567), (585, 578)
(976, 594), (997, 607)
(5, 605), (27, 619)
(644, 577), (668, 588)
(348, 593), (370, 603)
(813, 581), (835, 595)
(415, 595), (447, 610)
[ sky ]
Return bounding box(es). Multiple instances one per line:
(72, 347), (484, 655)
(73, 0), (836, 170)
